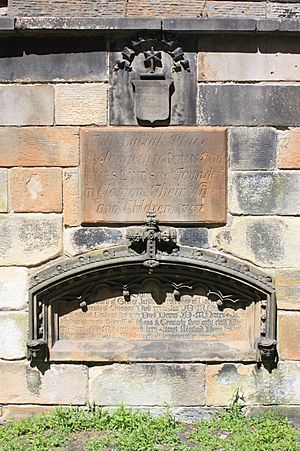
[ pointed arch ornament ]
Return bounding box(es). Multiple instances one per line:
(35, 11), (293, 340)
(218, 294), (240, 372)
(27, 216), (277, 369)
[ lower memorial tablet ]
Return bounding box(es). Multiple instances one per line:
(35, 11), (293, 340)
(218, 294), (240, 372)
(81, 127), (227, 224)
(51, 285), (258, 362)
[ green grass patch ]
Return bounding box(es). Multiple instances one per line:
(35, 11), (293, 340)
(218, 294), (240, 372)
(0, 404), (299, 450)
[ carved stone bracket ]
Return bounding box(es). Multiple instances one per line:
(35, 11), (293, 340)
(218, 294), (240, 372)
(27, 339), (48, 362)
(126, 212), (178, 272)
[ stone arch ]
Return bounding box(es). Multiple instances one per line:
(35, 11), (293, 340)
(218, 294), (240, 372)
(27, 244), (277, 369)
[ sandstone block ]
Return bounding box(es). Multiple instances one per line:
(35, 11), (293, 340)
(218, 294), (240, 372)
(229, 127), (277, 170)
(278, 312), (300, 360)
(275, 269), (300, 310)
(278, 129), (300, 169)
(63, 168), (80, 226)
(127, 1), (266, 18)
(10, 0), (125, 17)
(229, 171), (300, 215)
(198, 52), (300, 81)
(0, 361), (88, 405)
(0, 214), (62, 266)
(0, 312), (27, 359)
(206, 362), (300, 406)
(89, 364), (205, 406)
(2, 405), (56, 421)
(0, 37), (107, 82)
(269, 3), (300, 18)
(213, 216), (300, 268)
(205, 2), (266, 18)
(0, 169), (7, 212)
(0, 85), (53, 126)
(199, 85), (300, 126)
(55, 84), (107, 125)
(127, 0), (205, 16)
(11, 168), (63, 213)
(64, 227), (124, 256)
(178, 228), (209, 248)
(0, 267), (28, 310)
(0, 127), (79, 167)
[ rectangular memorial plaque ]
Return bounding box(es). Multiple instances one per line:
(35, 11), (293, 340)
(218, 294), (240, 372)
(50, 288), (258, 362)
(81, 127), (227, 224)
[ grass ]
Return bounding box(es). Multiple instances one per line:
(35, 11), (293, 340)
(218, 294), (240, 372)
(0, 404), (299, 450)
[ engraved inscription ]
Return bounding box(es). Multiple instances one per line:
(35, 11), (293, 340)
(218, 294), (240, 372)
(58, 293), (245, 342)
(81, 128), (227, 224)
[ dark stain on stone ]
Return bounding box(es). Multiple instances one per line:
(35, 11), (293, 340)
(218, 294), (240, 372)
(178, 228), (209, 248)
(162, 365), (187, 379)
(246, 221), (283, 264)
(73, 228), (123, 250)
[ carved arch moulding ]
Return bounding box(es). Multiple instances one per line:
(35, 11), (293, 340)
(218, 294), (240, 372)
(27, 232), (277, 370)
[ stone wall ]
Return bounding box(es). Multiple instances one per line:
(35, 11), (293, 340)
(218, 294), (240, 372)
(0, 15), (299, 422)
(5, 0), (300, 19)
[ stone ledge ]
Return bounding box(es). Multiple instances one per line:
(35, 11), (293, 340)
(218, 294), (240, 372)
(257, 18), (300, 31)
(15, 17), (162, 30)
(0, 17), (14, 30)
(2, 17), (297, 33)
(162, 18), (256, 32)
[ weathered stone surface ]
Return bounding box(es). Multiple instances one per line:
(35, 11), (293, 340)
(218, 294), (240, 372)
(229, 171), (300, 215)
(278, 129), (300, 169)
(63, 168), (80, 227)
(127, 1), (266, 18)
(0, 169), (7, 212)
(15, 17), (162, 30)
(0, 361), (87, 405)
(269, 3), (300, 18)
(127, 0), (204, 16)
(275, 269), (300, 310)
(206, 362), (300, 406)
(0, 267), (28, 310)
(11, 168), (63, 213)
(257, 18), (300, 32)
(163, 18), (256, 31)
(199, 85), (300, 126)
(0, 312), (27, 359)
(0, 85), (53, 126)
(198, 52), (300, 81)
(81, 128), (227, 224)
(64, 227), (124, 256)
(213, 217), (300, 268)
(205, 2), (266, 18)
(278, 312), (300, 360)
(2, 405), (56, 421)
(0, 17), (14, 30)
(55, 84), (107, 125)
(49, 275), (259, 362)
(10, 0), (125, 17)
(0, 214), (62, 266)
(0, 37), (107, 82)
(229, 127), (277, 170)
(0, 127), (79, 167)
(89, 364), (205, 406)
(178, 228), (209, 248)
